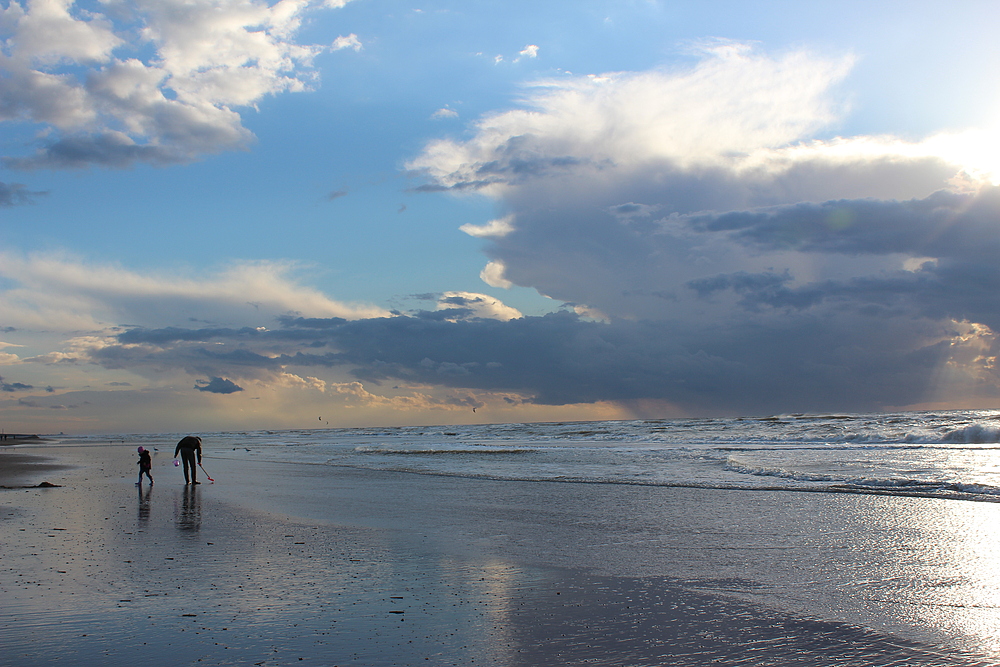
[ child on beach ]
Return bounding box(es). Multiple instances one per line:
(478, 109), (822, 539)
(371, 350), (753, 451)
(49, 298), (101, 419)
(137, 446), (153, 486)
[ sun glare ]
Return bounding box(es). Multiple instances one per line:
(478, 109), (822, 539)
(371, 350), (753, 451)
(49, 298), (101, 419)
(925, 127), (1000, 186)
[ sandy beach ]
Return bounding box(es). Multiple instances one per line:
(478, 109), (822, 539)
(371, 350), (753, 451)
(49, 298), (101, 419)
(2, 442), (999, 666)
(0, 452), (65, 487)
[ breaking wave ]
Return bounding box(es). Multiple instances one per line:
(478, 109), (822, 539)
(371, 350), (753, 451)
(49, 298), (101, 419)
(724, 457), (1000, 500)
(353, 445), (533, 456)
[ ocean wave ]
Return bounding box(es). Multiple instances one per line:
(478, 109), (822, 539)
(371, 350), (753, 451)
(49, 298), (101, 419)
(724, 460), (838, 483)
(353, 445), (534, 456)
(936, 424), (1000, 444)
(724, 457), (1000, 497)
(324, 460), (1000, 503)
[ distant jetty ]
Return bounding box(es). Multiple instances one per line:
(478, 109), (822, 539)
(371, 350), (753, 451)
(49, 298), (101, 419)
(0, 433), (43, 443)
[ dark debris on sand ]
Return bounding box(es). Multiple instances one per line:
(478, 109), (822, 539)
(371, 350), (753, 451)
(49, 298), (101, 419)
(0, 481), (62, 489)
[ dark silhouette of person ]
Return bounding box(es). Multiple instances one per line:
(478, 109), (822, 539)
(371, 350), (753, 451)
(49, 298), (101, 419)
(136, 446), (154, 486)
(174, 435), (203, 484)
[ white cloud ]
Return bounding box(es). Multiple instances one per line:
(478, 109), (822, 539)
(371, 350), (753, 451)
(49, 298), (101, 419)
(431, 107), (459, 120)
(0, 0), (355, 167)
(4, 0), (122, 65)
(270, 372), (327, 391)
(480, 260), (513, 289)
(460, 214), (514, 238)
(519, 44), (539, 58)
(0, 252), (389, 330)
(572, 304), (609, 322)
(408, 42), (856, 192)
(332, 33), (362, 51)
(437, 291), (521, 320)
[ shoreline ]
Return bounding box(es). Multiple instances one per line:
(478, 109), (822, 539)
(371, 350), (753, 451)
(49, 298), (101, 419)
(2, 443), (998, 665)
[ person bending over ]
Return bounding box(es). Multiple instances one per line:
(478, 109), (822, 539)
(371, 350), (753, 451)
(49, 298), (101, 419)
(174, 435), (203, 484)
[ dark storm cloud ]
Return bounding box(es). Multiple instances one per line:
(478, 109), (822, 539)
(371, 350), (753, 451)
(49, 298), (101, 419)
(117, 326), (270, 345)
(684, 263), (1000, 330)
(674, 188), (1000, 331)
(91, 183), (1000, 415)
(316, 313), (961, 412)
(195, 377), (244, 394)
(99, 310), (968, 415)
(390, 48), (1000, 413)
(472, 155), (964, 323)
(682, 187), (1000, 259)
(0, 375), (33, 392)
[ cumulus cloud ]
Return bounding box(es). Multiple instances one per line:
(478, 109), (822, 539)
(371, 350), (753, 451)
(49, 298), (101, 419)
(0, 0), (356, 168)
(272, 372), (327, 391)
(408, 41), (857, 192)
(479, 260), (512, 289)
(398, 41), (1000, 413)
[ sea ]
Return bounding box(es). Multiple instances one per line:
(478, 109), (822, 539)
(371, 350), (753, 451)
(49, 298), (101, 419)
(62, 409), (1000, 504)
(15, 409), (1000, 664)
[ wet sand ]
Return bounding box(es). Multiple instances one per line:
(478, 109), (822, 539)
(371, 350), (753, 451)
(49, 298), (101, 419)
(0, 448), (69, 487)
(1, 444), (997, 666)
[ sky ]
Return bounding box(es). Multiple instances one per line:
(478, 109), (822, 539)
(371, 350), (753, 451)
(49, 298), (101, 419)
(3, 0), (1000, 434)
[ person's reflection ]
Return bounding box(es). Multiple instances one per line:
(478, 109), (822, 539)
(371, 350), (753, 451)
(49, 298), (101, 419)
(176, 484), (201, 532)
(137, 485), (152, 526)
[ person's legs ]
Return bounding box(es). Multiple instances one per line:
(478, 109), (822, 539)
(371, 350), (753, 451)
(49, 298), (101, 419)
(181, 449), (197, 483)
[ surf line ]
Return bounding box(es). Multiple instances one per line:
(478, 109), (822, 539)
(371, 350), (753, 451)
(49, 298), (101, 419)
(189, 457), (1000, 503)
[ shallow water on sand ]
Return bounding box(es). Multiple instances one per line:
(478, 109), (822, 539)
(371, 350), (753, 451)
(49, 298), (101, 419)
(4, 435), (1000, 665)
(203, 457), (1000, 659)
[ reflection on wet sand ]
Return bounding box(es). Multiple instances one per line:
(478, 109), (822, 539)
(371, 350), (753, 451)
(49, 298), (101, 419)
(176, 485), (200, 532)
(137, 485), (152, 525)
